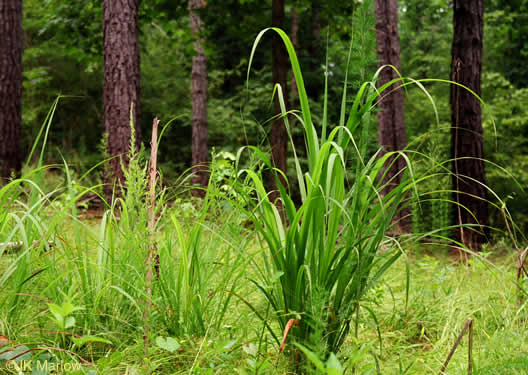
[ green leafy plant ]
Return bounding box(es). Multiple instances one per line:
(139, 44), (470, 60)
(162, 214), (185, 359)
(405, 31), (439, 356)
(237, 28), (417, 360)
(297, 344), (345, 375)
(46, 298), (84, 349)
(47, 300), (83, 331)
(155, 336), (180, 353)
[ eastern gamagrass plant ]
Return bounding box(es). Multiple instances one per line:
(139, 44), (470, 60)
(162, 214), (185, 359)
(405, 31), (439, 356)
(237, 28), (417, 358)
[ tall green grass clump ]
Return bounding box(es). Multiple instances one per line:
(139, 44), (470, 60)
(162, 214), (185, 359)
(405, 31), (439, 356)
(157, 170), (250, 339)
(0, 170), (53, 328)
(238, 28), (417, 362)
(0, 100), (72, 329)
(66, 120), (248, 355)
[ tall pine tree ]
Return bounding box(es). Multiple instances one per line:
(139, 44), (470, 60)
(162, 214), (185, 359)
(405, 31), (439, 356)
(450, 0), (489, 250)
(189, 0), (209, 197)
(103, 0), (141, 199)
(375, 0), (410, 231)
(0, 0), (22, 181)
(269, 0), (288, 206)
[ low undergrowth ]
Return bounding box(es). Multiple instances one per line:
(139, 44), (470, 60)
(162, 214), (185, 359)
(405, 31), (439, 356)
(1, 191), (526, 375)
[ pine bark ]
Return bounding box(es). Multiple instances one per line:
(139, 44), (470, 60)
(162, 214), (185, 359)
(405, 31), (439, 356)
(308, 0), (321, 97)
(269, 0), (288, 204)
(291, 7), (299, 99)
(375, 0), (410, 232)
(450, 0), (488, 250)
(103, 0), (141, 199)
(189, 0), (209, 197)
(0, 0), (22, 182)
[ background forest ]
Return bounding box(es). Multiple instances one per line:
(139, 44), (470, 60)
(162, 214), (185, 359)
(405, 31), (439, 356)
(19, 0), (528, 234)
(1, 0), (528, 374)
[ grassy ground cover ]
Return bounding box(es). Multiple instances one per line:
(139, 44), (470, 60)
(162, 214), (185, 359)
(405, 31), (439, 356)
(0, 168), (526, 375)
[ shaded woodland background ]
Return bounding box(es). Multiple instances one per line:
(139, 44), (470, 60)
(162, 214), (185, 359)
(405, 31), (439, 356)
(7, 0), (528, 238)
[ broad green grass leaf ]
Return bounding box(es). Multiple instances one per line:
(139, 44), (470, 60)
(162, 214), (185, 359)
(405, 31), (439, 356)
(155, 336), (180, 353)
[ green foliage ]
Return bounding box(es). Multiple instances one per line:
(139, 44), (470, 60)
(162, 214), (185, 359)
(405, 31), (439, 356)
(47, 300), (82, 331)
(154, 336), (180, 353)
(140, 20), (192, 173)
(18, 0), (528, 242)
(23, 0), (103, 159)
(485, 0), (528, 88)
(297, 344), (345, 375)
(400, 1), (528, 238)
(297, 340), (378, 374)
(400, 1), (452, 80)
(2, 1), (528, 373)
(156, 153), (250, 338)
(237, 28), (415, 360)
(481, 71), (528, 232)
(0, 137), (527, 374)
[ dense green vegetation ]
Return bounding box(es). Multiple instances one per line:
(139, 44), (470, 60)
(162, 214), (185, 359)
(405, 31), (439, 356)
(1, 0), (527, 374)
(19, 0), (528, 234)
(1, 145), (527, 373)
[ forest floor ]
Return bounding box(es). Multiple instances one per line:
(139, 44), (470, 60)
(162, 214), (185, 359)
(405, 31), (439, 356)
(366, 249), (528, 374)
(1, 184), (527, 374)
(1, 229), (527, 374)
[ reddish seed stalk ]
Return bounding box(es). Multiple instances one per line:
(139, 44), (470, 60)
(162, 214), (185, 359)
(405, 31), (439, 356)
(143, 117), (159, 372)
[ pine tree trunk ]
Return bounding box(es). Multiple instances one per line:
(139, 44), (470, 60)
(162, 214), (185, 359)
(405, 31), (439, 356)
(450, 0), (488, 251)
(189, 0), (209, 197)
(0, 0), (22, 182)
(308, 0), (321, 97)
(269, 0), (288, 205)
(291, 7), (299, 100)
(375, 0), (410, 232)
(103, 0), (141, 200)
